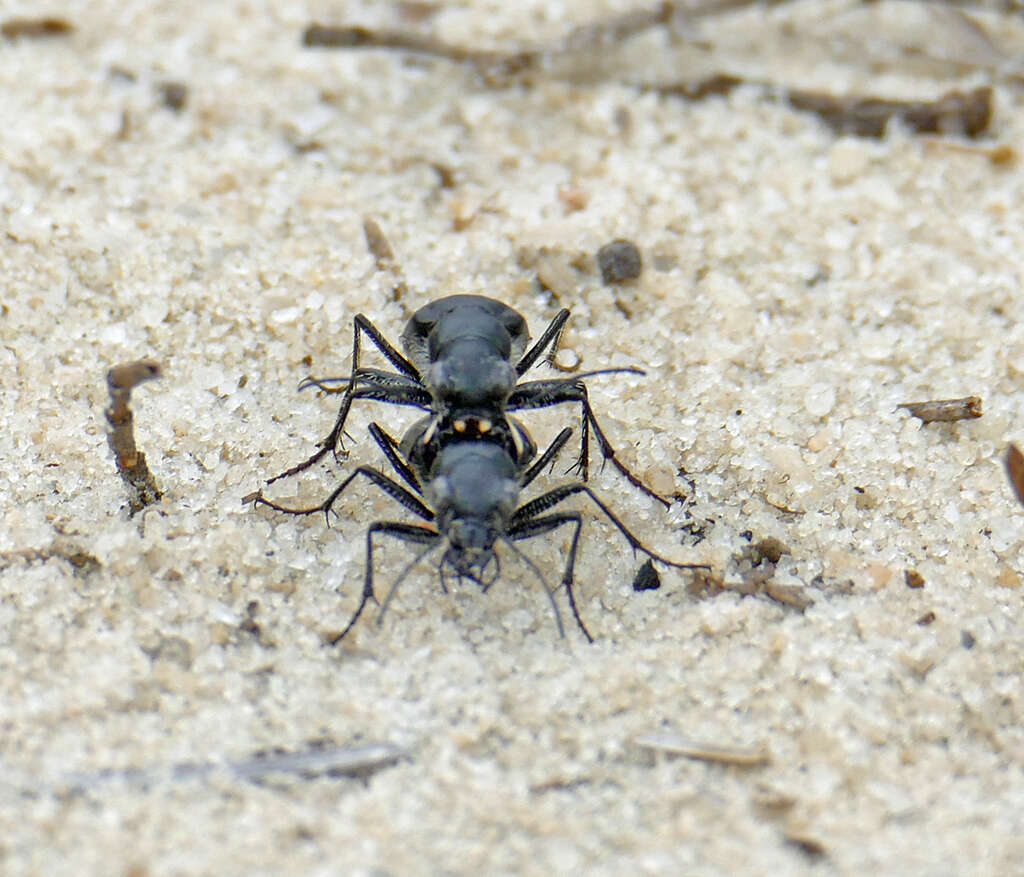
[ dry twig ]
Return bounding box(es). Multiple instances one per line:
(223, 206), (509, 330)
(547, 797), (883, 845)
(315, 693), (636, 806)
(363, 216), (409, 302)
(634, 731), (771, 766)
(1007, 443), (1024, 506)
(899, 395), (984, 423)
(106, 360), (163, 514)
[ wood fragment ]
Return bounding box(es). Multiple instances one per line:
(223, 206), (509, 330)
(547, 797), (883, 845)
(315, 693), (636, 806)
(0, 544), (101, 575)
(1007, 444), (1024, 507)
(654, 73), (744, 101)
(634, 732), (771, 767)
(655, 76), (993, 140)
(362, 217), (409, 302)
(783, 826), (827, 857)
(899, 395), (983, 423)
(2, 17), (73, 39)
(106, 360), (163, 515)
(905, 569), (926, 589)
(763, 581), (814, 610)
(55, 742), (406, 794)
(303, 3), (675, 83)
(922, 137), (1018, 166)
(752, 783), (797, 815)
(787, 86), (992, 138)
(691, 554), (813, 610)
(300, 4), (995, 141)
(762, 496), (805, 515)
(363, 217), (396, 268)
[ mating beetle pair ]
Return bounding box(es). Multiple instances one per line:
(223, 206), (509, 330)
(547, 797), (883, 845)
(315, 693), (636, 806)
(251, 295), (701, 641)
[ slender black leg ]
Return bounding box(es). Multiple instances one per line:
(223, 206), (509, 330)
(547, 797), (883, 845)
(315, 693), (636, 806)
(328, 521), (440, 644)
(521, 427), (573, 488)
(265, 313), (425, 485)
(314, 314), (419, 457)
(265, 382), (432, 485)
(507, 378), (671, 507)
(351, 313), (422, 380)
(367, 421), (422, 494)
(511, 482), (707, 570)
(322, 315), (420, 457)
(298, 368), (424, 395)
(251, 465), (434, 526)
(515, 308), (570, 376)
(508, 511), (592, 642)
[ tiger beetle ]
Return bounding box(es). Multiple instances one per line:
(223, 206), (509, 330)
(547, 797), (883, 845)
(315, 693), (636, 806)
(251, 295), (703, 640)
(266, 294), (671, 507)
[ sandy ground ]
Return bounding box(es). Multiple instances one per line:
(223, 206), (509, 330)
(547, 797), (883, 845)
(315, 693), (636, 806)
(1, 1), (1023, 874)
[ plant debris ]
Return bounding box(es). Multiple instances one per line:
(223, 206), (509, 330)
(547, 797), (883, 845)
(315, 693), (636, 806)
(634, 731), (771, 767)
(655, 77), (993, 140)
(55, 741), (407, 795)
(1006, 443), (1024, 506)
(689, 562), (814, 611)
(783, 826), (828, 858)
(905, 569), (925, 589)
(787, 86), (992, 138)
(899, 395), (983, 423)
(0, 544), (101, 576)
(303, 3), (675, 83)
(2, 17), (73, 39)
(105, 359), (164, 515)
(363, 216), (409, 302)
(302, 4), (996, 140)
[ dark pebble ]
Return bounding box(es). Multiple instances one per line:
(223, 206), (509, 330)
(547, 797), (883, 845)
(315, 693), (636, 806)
(598, 239), (642, 285)
(632, 558), (661, 592)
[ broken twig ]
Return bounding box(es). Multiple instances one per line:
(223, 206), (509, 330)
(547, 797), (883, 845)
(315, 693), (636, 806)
(106, 359), (163, 514)
(1007, 443), (1024, 507)
(363, 216), (409, 302)
(654, 77), (993, 140)
(634, 731), (771, 767)
(1, 17), (73, 39)
(899, 395), (983, 423)
(304, 3), (676, 82)
(55, 741), (407, 795)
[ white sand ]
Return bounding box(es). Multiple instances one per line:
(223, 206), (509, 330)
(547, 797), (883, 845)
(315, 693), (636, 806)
(1, 1), (1022, 874)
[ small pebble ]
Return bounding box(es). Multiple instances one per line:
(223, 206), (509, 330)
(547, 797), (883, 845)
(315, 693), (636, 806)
(552, 348), (580, 372)
(904, 569), (925, 589)
(598, 239), (642, 285)
(158, 81), (188, 111)
(632, 558), (661, 592)
(804, 383), (836, 418)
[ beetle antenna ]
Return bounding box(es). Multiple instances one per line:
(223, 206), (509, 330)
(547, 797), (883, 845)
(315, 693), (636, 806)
(500, 537), (564, 638)
(376, 542), (442, 627)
